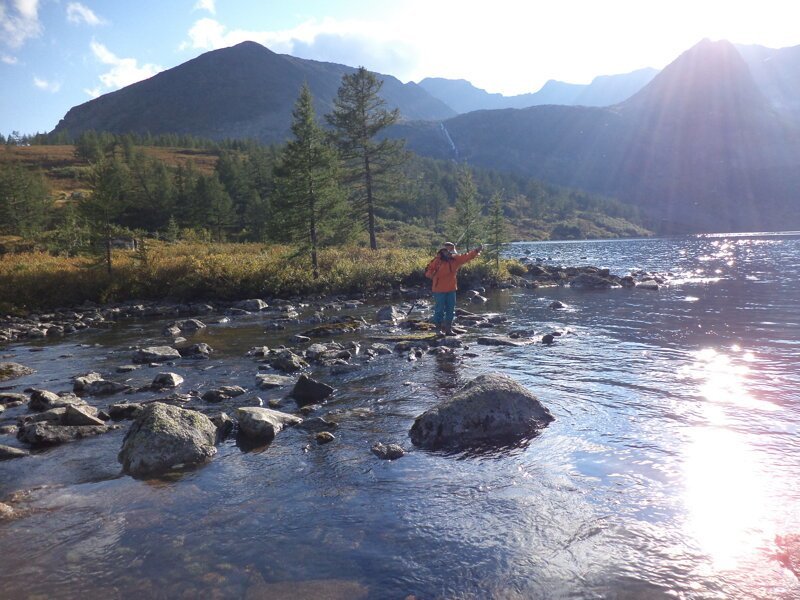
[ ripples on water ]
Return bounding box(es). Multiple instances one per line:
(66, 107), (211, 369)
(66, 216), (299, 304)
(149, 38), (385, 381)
(1, 234), (799, 599)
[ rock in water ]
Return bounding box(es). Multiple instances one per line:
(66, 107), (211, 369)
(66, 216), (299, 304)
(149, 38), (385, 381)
(291, 374), (334, 406)
(63, 404), (105, 426)
(179, 343), (213, 359)
(371, 442), (405, 460)
(570, 273), (620, 289)
(118, 402), (217, 477)
(17, 423), (111, 446)
(151, 372), (184, 389)
(236, 407), (302, 442)
(28, 390), (86, 412)
(0, 444), (29, 460)
(73, 372), (130, 396)
(0, 362), (35, 382)
(256, 374), (295, 389)
(376, 305), (402, 323)
(237, 299), (268, 311)
(271, 349), (308, 372)
(409, 373), (554, 450)
(133, 346), (181, 364)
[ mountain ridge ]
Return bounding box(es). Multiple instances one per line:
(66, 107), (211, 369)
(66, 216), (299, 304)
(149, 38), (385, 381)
(418, 68), (659, 113)
(398, 39), (800, 233)
(52, 41), (455, 143)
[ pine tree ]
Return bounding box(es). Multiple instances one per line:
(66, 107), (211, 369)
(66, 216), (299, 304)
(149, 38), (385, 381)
(193, 174), (235, 242)
(486, 192), (507, 272)
(0, 163), (51, 237)
(326, 67), (405, 250)
(448, 165), (483, 251)
(274, 84), (343, 278)
(82, 157), (131, 274)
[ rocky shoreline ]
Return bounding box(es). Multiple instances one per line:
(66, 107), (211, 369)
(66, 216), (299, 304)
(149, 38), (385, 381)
(0, 262), (666, 345)
(1, 261), (669, 518)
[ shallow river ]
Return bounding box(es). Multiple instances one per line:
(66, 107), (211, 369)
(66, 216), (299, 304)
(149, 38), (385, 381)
(1, 234), (799, 599)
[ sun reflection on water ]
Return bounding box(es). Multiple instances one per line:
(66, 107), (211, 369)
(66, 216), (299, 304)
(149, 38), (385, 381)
(681, 347), (779, 571)
(684, 426), (769, 570)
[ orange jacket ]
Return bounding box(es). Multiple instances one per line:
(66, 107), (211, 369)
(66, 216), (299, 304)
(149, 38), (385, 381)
(425, 249), (480, 292)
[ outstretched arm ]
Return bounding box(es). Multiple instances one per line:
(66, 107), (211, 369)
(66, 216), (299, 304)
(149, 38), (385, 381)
(453, 246), (481, 267)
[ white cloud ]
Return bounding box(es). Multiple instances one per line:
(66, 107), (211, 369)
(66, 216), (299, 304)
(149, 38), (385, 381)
(1, 54), (19, 64)
(0, 0), (42, 49)
(33, 76), (61, 93)
(66, 2), (106, 26)
(193, 0), (216, 15)
(87, 40), (163, 96)
(179, 17), (418, 78)
(83, 86), (102, 98)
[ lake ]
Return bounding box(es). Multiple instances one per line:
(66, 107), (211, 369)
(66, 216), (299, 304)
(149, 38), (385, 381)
(1, 233), (799, 599)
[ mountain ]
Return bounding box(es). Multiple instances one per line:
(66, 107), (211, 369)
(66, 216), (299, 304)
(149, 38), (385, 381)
(737, 43), (800, 122)
(418, 68), (658, 113)
(397, 40), (800, 233)
(52, 41), (455, 143)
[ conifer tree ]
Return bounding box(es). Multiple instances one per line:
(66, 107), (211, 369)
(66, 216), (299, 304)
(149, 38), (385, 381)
(0, 163), (50, 237)
(193, 174), (235, 242)
(486, 192), (508, 272)
(448, 165), (483, 251)
(82, 157), (131, 274)
(326, 67), (405, 250)
(275, 84), (343, 278)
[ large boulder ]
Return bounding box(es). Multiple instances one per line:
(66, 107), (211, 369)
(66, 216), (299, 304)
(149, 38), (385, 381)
(291, 375), (333, 406)
(236, 407), (302, 441)
(118, 403), (217, 477)
(409, 373), (554, 450)
(133, 346), (181, 364)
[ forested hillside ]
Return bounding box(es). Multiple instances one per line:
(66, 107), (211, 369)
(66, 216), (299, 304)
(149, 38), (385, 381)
(0, 132), (649, 253)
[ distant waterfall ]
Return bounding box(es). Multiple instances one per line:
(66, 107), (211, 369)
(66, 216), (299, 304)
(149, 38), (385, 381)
(440, 123), (458, 159)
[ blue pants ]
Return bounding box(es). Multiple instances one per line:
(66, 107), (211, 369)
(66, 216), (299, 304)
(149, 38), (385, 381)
(432, 291), (456, 324)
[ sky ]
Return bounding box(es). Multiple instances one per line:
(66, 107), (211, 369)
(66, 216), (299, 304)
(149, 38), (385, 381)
(2, 0), (800, 135)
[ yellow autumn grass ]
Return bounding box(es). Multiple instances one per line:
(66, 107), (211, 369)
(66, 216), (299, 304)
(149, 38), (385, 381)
(0, 242), (519, 311)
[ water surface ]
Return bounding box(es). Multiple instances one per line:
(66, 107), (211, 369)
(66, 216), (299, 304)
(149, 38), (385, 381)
(1, 234), (799, 599)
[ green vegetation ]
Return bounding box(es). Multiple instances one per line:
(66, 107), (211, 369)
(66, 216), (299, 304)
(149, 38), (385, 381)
(274, 85), (347, 278)
(326, 66), (406, 250)
(448, 164), (483, 250)
(0, 242), (520, 311)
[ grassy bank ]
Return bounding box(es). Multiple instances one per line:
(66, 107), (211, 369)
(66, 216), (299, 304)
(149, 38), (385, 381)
(0, 242), (521, 312)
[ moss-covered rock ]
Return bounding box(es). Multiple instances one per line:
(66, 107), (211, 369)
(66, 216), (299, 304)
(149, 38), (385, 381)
(118, 402), (217, 477)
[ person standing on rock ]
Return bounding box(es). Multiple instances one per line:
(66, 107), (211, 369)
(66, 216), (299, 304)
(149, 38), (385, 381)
(425, 242), (482, 336)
